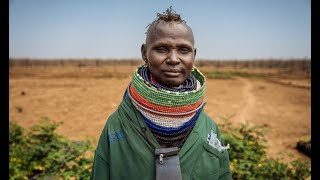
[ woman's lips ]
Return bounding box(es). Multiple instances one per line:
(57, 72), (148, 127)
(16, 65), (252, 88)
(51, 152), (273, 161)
(162, 69), (182, 77)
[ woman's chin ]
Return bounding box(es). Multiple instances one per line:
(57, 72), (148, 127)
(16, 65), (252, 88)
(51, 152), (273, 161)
(158, 79), (183, 88)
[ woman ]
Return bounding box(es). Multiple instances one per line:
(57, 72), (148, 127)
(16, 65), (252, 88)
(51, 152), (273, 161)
(90, 7), (231, 180)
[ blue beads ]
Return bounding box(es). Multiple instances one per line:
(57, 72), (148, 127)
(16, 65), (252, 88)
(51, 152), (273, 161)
(139, 107), (202, 136)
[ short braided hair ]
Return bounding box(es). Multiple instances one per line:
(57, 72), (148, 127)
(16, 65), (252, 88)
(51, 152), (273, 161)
(145, 6), (186, 34)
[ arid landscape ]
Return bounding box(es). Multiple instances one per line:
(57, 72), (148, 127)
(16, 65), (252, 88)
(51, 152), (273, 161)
(9, 59), (311, 164)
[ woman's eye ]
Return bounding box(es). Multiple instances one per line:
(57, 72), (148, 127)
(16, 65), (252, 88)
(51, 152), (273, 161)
(156, 47), (168, 53)
(179, 48), (190, 54)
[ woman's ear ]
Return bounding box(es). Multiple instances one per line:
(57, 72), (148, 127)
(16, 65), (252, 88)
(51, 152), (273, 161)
(194, 48), (197, 58)
(141, 44), (147, 63)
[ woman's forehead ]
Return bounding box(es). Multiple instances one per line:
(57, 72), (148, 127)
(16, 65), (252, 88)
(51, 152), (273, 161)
(146, 21), (195, 45)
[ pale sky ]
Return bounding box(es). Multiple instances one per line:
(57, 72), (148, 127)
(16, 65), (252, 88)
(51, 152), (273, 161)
(9, 0), (311, 60)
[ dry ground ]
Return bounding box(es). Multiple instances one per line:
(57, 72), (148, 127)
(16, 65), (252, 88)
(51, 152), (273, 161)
(9, 65), (311, 164)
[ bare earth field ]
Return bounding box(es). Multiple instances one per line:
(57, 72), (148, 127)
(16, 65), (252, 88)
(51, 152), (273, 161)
(9, 65), (311, 164)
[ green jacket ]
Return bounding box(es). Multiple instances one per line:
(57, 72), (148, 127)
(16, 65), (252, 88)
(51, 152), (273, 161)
(90, 97), (232, 180)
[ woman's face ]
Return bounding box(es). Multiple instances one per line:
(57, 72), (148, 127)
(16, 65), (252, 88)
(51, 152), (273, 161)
(141, 21), (196, 87)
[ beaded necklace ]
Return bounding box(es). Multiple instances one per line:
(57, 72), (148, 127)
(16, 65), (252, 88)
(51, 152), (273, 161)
(140, 66), (197, 92)
(128, 65), (206, 147)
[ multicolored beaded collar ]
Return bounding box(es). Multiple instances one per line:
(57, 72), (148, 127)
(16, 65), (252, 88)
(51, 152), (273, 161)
(127, 65), (206, 147)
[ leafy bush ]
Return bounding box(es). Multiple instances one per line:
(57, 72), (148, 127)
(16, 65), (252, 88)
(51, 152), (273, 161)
(9, 118), (94, 180)
(219, 117), (311, 179)
(9, 116), (311, 179)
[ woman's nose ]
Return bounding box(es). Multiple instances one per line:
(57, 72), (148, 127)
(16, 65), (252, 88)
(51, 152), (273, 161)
(166, 50), (180, 65)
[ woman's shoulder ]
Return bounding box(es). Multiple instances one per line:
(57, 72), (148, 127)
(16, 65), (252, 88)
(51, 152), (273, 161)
(200, 111), (219, 127)
(103, 98), (137, 130)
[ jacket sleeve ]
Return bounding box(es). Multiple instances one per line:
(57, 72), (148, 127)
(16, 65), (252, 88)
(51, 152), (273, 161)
(90, 124), (110, 180)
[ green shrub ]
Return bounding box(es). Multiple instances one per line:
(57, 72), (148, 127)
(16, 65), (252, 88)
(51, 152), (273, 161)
(219, 117), (311, 179)
(9, 118), (94, 180)
(9, 116), (311, 179)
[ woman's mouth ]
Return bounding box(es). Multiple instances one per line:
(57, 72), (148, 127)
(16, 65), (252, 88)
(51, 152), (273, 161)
(162, 69), (182, 77)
